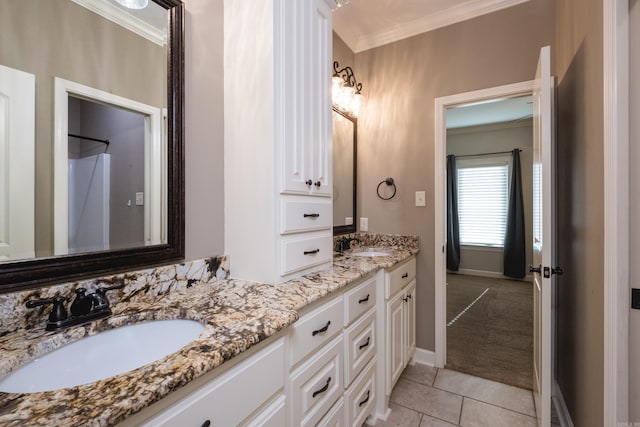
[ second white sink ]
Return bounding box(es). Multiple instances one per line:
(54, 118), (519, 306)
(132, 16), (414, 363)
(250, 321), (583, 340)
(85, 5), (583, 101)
(0, 319), (205, 393)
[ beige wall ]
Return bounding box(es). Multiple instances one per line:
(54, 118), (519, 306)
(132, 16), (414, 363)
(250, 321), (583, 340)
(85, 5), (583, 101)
(183, 0), (225, 261)
(446, 121), (533, 276)
(354, 0), (555, 351)
(554, 0), (605, 425)
(628, 0), (640, 420)
(0, 0), (166, 257)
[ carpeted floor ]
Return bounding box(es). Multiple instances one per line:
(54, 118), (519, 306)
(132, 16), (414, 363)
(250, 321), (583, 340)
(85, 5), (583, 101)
(446, 273), (533, 390)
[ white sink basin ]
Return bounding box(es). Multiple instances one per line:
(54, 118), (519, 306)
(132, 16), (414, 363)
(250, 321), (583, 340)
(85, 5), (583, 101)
(0, 319), (204, 393)
(350, 249), (392, 257)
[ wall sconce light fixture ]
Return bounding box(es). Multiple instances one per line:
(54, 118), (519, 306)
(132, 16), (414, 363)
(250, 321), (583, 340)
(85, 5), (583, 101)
(332, 61), (363, 117)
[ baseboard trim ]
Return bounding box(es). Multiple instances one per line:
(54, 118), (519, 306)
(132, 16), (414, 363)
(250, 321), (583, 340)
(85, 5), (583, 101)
(553, 380), (574, 427)
(411, 347), (436, 367)
(450, 268), (533, 282)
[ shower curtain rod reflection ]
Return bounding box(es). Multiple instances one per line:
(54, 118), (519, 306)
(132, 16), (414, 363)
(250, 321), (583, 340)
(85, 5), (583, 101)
(451, 149), (521, 159)
(68, 133), (110, 147)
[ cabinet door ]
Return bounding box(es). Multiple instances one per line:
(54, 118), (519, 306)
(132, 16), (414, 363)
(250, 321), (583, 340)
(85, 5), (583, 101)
(308, 0), (332, 197)
(386, 292), (404, 394)
(404, 281), (416, 363)
(279, 0), (332, 197)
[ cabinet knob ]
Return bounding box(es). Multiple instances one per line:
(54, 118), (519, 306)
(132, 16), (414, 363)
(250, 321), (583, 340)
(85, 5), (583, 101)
(201, 421), (211, 427)
(314, 180), (321, 188)
(306, 179), (313, 186)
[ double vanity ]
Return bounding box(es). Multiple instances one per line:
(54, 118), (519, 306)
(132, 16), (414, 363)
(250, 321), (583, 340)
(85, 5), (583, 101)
(0, 234), (418, 426)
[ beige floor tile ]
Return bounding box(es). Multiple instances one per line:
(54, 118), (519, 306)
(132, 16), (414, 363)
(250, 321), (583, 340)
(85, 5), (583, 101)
(401, 363), (438, 386)
(390, 379), (462, 425)
(419, 414), (458, 426)
(434, 369), (535, 417)
(373, 403), (422, 427)
(459, 398), (537, 427)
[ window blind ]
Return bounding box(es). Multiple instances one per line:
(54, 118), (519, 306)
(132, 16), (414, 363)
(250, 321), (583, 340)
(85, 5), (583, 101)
(457, 163), (509, 247)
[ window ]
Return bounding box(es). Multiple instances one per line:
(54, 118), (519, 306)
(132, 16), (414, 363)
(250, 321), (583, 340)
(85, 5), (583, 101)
(456, 157), (510, 247)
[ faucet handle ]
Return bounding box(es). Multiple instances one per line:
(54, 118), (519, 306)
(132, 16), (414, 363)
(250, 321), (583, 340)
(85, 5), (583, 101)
(94, 283), (124, 310)
(26, 296), (68, 323)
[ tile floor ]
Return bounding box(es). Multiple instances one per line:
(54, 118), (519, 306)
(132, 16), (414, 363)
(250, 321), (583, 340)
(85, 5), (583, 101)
(372, 364), (561, 427)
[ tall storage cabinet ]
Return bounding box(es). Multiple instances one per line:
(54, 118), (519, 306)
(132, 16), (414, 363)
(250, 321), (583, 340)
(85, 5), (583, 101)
(224, 0), (336, 284)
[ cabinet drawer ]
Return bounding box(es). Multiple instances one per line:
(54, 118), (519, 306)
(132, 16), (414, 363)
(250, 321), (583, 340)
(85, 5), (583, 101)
(244, 395), (286, 427)
(281, 198), (332, 234)
(140, 338), (285, 427)
(290, 295), (344, 367)
(386, 257), (416, 299)
(344, 276), (376, 326)
(344, 308), (376, 387)
(290, 336), (344, 427)
(280, 232), (333, 276)
(344, 357), (376, 427)
(317, 397), (345, 427)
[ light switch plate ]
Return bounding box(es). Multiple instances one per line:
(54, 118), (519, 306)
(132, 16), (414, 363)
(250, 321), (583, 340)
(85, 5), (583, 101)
(360, 217), (368, 231)
(415, 191), (426, 207)
(135, 192), (144, 206)
(345, 217), (353, 225)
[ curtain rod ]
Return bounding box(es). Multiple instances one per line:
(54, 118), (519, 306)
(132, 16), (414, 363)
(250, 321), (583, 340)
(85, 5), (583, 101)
(451, 149), (521, 159)
(68, 133), (110, 146)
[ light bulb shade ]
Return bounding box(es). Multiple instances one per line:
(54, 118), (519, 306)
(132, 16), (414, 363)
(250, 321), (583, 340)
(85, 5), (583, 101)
(350, 93), (362, 117)
(114, 0), (149, 9)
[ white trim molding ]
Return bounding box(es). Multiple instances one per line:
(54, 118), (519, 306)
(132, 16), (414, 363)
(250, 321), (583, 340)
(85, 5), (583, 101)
(553, 381), (575, 427)
(411, 347), (436, 367)
(347, 0), (530, 53)
(53, 77), (164, 255)
(603, 0), (630, 425)
(434, 80), (535, 369)
(71, 0), (167, 46)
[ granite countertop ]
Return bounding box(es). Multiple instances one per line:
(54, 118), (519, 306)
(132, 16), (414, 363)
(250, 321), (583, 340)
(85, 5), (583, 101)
(0, 242), (418, 426)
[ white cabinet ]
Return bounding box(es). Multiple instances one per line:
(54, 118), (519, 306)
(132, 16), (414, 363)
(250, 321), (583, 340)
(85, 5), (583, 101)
(224, 0), (336, 284)
(135, 338), (286, 427)
(386, 279), (416, 393)
(374, 256), (417, 419)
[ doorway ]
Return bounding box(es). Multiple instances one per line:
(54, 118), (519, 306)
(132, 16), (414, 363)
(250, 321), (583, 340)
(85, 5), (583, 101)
(434, 81), (537, 371)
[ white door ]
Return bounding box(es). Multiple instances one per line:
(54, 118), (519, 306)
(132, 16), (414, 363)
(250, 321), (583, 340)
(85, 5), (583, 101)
(531, 45), (555, 426)
(0, 65), (35, 261)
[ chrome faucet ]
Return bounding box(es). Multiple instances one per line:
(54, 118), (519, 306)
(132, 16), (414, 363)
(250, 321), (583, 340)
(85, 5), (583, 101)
(27, 283), (124, 332)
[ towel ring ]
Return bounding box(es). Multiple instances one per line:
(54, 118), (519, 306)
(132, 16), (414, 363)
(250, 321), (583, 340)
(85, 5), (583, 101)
(377, 177), (397, 200)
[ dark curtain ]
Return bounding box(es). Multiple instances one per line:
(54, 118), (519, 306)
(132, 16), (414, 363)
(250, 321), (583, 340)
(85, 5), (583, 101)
(503, 149), (526, 278)
(446, 155), (460, 271)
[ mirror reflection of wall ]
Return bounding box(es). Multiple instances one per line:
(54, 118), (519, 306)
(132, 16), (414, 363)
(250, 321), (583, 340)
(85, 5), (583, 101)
(333, 109), (355, 227)
(0, 0), (167, 261)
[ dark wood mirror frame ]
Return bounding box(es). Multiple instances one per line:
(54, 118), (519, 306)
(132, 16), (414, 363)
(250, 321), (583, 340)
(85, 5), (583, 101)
(333, 108), (357, 236)
(0, 0), (185, 293)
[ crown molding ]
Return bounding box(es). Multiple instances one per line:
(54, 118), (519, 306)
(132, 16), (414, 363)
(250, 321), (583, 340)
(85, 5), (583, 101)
(71, 0), (166, 46)
(349, 0), (530, 53)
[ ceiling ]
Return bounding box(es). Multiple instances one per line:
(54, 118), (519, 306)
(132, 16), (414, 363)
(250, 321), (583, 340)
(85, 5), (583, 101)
(333, 0), (530, 53)
(446, 95), (533, 129)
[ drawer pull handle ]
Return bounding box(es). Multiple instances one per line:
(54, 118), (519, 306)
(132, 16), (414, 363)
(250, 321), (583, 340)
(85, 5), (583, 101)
(312, 377), (331, 398)
(358, 390), (371, 407)
(201, 421), (211, 427)
(303, 213), (320, 218)
(304, 249), (320, 255)
(359, 336), (371, 350)
(358, 294), (370, 304)
(402, 273), (409, 278)
(312, 320), (331, 336)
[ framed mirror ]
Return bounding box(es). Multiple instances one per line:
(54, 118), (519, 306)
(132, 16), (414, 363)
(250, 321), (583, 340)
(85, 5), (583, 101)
(332, 108), (356, 235)
(0, 0), (184, 292)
